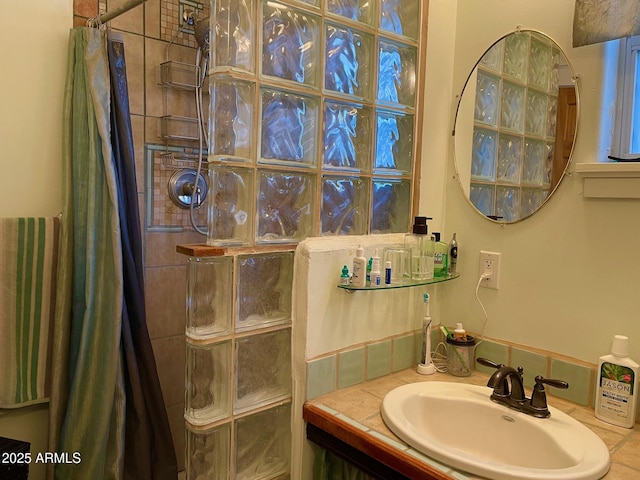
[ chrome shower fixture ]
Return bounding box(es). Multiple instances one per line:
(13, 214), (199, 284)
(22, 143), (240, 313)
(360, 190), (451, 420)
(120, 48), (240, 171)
(194, 16), (210, 53)
(168, 169), (208, 209)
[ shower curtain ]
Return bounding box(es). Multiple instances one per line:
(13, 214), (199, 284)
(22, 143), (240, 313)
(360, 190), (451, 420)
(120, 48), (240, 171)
(48, 27), (178, 480)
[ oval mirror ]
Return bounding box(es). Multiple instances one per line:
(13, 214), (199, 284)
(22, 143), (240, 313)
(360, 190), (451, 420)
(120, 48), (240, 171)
(453, 29), (578, 223)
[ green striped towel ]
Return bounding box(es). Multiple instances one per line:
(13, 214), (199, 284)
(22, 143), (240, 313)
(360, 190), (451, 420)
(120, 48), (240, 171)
(0, 217), (60, 408)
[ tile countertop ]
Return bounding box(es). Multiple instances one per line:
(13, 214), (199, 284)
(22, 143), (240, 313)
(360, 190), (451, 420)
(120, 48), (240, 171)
(303, 368), (640, 480)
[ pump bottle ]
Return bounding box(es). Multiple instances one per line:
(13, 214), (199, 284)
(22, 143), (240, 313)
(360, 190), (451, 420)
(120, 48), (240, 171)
(405, 216), (434, 281)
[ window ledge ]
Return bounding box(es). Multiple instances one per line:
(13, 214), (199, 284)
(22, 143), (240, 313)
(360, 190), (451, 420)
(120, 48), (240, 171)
(575, 162), (640, 198)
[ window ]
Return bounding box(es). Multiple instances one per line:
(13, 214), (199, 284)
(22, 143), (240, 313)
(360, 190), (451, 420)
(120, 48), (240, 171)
(613, 36), (640, 158)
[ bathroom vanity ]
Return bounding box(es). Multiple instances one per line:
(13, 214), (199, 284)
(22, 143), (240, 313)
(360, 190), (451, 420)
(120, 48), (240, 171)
(303, 369), (640, 479)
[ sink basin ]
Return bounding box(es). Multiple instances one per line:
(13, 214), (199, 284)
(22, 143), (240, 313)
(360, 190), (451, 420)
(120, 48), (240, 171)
(381, 381), (610, 480)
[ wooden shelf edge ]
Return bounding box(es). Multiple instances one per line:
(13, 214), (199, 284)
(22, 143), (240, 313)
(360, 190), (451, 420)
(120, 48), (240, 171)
(176, 243), (297, 257)
(303, 402), (453, 480)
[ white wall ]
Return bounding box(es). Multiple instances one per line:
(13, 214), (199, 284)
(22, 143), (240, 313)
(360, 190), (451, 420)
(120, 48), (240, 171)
(0, 1), (71, 478)
(0, 0), (70, 217)
(435, 0), (640, 364)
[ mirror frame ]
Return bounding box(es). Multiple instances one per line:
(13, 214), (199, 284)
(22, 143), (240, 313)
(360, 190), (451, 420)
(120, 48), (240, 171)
(452, 28), (580, 224)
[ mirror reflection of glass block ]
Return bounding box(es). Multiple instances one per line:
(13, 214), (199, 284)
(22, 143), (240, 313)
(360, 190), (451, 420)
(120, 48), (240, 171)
(185, 340), (231, 425)
(523, 139), (545, 185)
(321, 176), (368, 235)
(186, 256), (233, 339)
(326, 0), (373, 25)
(496, 186), (520, 222)
(497, 134), (522, 184)
(480, 40), (504, 73)
(475, 70), (501, 126)
(262, 2), (319, 86)
(325, 23), (373, 100)
(235, 330), (292, 413)
(544, 142), (554, 184)
(371, 179), (411, 233)
(323, 101), (372, 171)
(470, 183), (495, 217)
(503, 33), (528, 82)
(525, 89), (548, 137)
(207, 166), (254, 246)
(186, 422), (230, 480)
(235, 402), (291, 480)
(380, 0), (420, 39)
(546, 96), (558, 138)
(549, 49), (561, 94)
(521, 188), (543, 219)
(236, 252), (294, 332)
(260, 89), (319, 166)
(500, 81), (525, 133)
(209, 77), (254, 162)
(471, 128), (497, 181)
(256, 171), (315, 243)
(528, 37), (551, 91)
(377, 40), (417, 107)
(212, 0), (255, 72)
(375, 110), (413, 172)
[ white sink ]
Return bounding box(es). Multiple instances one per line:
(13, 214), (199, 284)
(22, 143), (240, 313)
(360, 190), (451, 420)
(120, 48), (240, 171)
(381, 381), (610, 480)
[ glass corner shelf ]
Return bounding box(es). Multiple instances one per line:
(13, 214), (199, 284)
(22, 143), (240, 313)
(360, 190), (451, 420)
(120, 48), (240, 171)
(338, 273), (460, 291)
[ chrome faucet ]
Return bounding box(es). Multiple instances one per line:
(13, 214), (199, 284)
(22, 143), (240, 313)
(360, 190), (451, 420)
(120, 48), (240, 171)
(477, 358), (569, 418)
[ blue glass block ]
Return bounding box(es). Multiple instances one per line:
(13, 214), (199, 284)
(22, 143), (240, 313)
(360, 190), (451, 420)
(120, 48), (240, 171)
(323, 101), (372, 171)
(500, 81), (525, 133)
(325, 24), (373, 100)
(470, 183), (495, 217)
(321, 176), (368, 235)
(326, 0), (372, 24)
(471, 127), (497, 181)
(260, 89), (318, 166)
(377, 40), (417, 107)
(523, 138), (545, 185)
(380, 0), (420, 39)
(497, 133), (522, 184)
(262, 2), (320, 86)
(475, 70), (501, 126)
(496, 186), (520, 222)
(256, 171), (315, 243)
(521, 188), (543, 219)
(375, 110), (413, 173)
(371, 179), (410, 233)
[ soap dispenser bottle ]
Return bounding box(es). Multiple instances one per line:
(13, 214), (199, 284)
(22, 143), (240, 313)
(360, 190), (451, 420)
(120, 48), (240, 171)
(433, 232), (448, 278)
(405, 216), (434, 281)
(596, 335), (640, 428)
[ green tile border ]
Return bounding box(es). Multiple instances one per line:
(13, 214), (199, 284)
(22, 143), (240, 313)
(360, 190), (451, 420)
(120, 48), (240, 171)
(338, 347), (366, 389)
(367, 340), (392, 380)
(306, 355), (336, 400)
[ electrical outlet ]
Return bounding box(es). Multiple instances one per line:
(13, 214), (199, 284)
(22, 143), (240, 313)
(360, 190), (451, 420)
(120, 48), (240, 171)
(479, 251), (501, 289)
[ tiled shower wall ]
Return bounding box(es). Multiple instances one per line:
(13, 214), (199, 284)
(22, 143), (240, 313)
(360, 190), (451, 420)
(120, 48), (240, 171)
(73, 0), (211, 471)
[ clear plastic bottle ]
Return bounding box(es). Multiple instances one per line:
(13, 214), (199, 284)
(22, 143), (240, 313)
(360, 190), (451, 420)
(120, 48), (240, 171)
(595, 335), (639, 428)
(405, 216), (434, 281)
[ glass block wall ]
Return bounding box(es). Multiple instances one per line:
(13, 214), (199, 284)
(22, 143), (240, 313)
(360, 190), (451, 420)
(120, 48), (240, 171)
(470, 31), (560, 222)
(206, 0), (424, 245)
(184, 1), (426, 477)
(185, 251), (294, 479)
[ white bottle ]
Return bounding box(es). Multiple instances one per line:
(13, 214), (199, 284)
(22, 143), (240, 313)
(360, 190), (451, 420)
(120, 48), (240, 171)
(595, 335), (640, 428)
(370, 249), (381, 287)
(351, 245), (367, 287)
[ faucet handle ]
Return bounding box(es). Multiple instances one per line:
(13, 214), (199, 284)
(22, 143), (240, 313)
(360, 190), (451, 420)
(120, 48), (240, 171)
(476, 357), (504, 370)
(530, 375), (569, 413)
